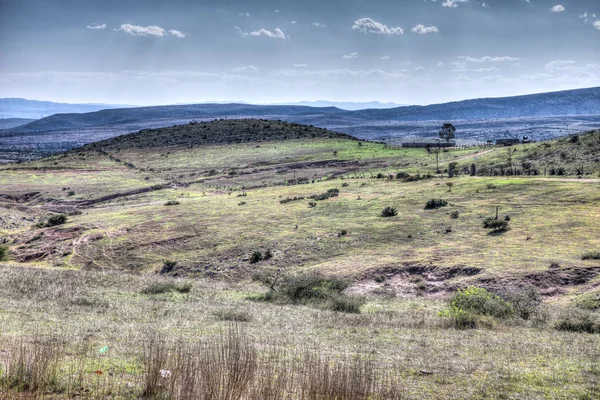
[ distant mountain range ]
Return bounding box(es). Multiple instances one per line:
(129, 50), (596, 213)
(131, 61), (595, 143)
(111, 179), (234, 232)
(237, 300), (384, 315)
(270, 101), (408, 110)
(1, 87), (599, 162)
(0, 98), (134, 119)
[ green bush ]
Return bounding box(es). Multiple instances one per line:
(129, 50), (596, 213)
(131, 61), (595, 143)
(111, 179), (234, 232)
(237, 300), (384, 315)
(45, 214), (68, 227)
(381, 206), (398, 217)
(0, 245), (9, 261)
(424, 199), (448, 210)
(164, 200), (180, 206)
(213, 309), (253, 322)
(438, 307), (479, 329)
(483, 217), (509, 232)
(572, 292), (600, 311)
(448, 287), (514, 319)
(250, 250), (263, 264)
(263, 249), (273, 260)
(329, 294), (365, 314)
(159, 260), (178, 274)
(582, 251), (600, 260)
(502, 286), (542, 320)
(450, 211), (459, 219)
(141, 281), (192, 295)
(554, 309), (600, 334)
(311, 188), (340, 201)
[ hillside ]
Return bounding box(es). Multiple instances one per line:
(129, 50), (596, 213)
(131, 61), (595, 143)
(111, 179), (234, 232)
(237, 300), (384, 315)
(1, 121), (599, 399)
(0, 117), (36, 130)
(86, 119), (355, 151)
(0, 98), (134, 119)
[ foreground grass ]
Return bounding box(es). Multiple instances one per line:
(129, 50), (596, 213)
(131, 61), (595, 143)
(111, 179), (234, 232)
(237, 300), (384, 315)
(0, 265), (599, 399)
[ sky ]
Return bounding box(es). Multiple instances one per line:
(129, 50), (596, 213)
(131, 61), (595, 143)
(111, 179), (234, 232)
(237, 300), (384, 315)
(1, 0), (599, 106)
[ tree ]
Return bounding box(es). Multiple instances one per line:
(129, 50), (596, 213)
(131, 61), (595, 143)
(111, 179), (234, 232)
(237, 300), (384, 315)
(439, 123), (456, 143)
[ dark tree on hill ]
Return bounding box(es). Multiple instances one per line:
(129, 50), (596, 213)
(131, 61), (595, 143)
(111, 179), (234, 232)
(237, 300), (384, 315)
(439, 123), (456, 143)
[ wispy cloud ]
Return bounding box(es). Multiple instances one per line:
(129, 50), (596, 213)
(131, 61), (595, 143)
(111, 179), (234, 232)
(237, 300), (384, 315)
(231, 65), (258, 73)
(250, 28), (286, 39)
(381, 55), (390, 60)
(351, 18), (403, 35)
(86, 24), (106, 30)
(460, 56), (520, 62)
(343, 52), (359, 59)
(168, 30), (186, 38)
(550, 5), (565, 13)
(293, 63), (308, 67)
(114, 24), (185, 37)
(411, 24), (439, 34)
(594, 21), (600, 30)
(312, 22), (326, 28)
(442, 0), (467, 8)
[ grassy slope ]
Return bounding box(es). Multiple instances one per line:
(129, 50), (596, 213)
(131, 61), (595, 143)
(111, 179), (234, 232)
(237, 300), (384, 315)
(0, 122), (599, 398)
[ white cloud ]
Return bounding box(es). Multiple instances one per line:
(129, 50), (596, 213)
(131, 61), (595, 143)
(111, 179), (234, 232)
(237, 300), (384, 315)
(381, 55), (390, 60)
(115, 24), (167, 37)
(86, 24), (106, 30)
(437, 62), (444, 67)
(271, 68), (407, 79)
(545, 60), (577, 71)
(168, 30), (186, 38)
(460, 56), (520, 62)
(231, 65), (258, 73)
(273, 10), (279, 13)
(481, 2), (490, 8)
(411, 24), (439, 34)
(293, 63), (308, 67)
(474, 67), (500, 72)
(312, 22), (326, 28)
(351, 18), (404, 35)
(414, 66), (424, 71)
(249, 28), (286, 39)
(235, 27), (248, 37)
(594, 21), (600, 30)
(238, 12), (250, 17)
(343, 52), (359, 59)
(550, 5), (565, 13)
(442, 0), (467, 8)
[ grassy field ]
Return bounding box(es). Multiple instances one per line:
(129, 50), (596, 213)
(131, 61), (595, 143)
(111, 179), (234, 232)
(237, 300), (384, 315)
(0, 122), (599, 398)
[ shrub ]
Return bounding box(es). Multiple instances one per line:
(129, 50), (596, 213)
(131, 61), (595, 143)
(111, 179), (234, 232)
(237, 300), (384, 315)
(263, 249), (273, 260)
(448, 287), (514, 319)
(250, 250), (263, 264)
(142, 281), (192, 295)
(164, 200), (180, 206)
(308, 201), (317, 208)
(502, 286), (542, 320)
(450, 211), (459, 219)
(311, 188), (339, 201)
(213, 309), (253, 322)
(159, 260), (178, 274)
(329, 294), (365, 314)
(582, 251), (600, 260)
(0, 245), (8, 261)
(396, 172), (410, 179)
(504, 214), (511, 221)
(572, 292), (600, 311)
(438, 307), (479, 329)
(67, 190), (76, 196)
(45, 214), (68, 227)
(381, 206), (398, 217)
(483, 217), (509, 232)
(424, 199), (448, 210)
(554, 309), (600, 334)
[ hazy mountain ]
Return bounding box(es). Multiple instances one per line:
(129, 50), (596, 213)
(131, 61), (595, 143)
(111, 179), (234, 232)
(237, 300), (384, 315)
(270, 101), (408, 110)
(0, 98), (136, 119)
(0, 118), (37, 130)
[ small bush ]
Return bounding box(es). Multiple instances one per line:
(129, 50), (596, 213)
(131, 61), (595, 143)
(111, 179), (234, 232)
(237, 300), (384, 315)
(141, 281), (192, 295)
(381, 206), (398, 217)
(159, 260), (178, 274)
(582, 251), (600, 260)
(263, 249), (273, 260)
(483, 217), (509, 232)
(45, 214), (68, 227)
(502, 286), (542, 320)
(447, 287), (514, 319)
(308, 201), (317, 208)
(438, 307), (480, 329)
(250, 250), (263, 264)
(67, 190), (76, 196)
(572, 292), (600, 311)
(329, 294), (365, 314)
(554, 309), (600, 334)
(0, 245), (9, 261)
(164, 200), (180, 206)
(504, 214), (511, 221)
(424, 199), (448, 210)
(450, 211), (459, 219)
(311, 188), (339, 201)
(213, 309), (253, 322)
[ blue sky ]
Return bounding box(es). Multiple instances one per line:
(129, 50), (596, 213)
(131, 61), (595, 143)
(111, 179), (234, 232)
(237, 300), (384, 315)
(1, 0), (599, 105)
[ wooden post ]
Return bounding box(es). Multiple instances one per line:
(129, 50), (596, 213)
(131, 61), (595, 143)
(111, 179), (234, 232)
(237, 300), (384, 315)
(495, 206), (499, 220)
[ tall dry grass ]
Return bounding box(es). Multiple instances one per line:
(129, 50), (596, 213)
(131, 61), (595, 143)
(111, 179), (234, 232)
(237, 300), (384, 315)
(1, 326), (405, 399)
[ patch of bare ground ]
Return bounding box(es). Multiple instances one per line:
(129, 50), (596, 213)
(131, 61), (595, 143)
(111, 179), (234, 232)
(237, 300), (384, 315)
(354, 264), (600, 299)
